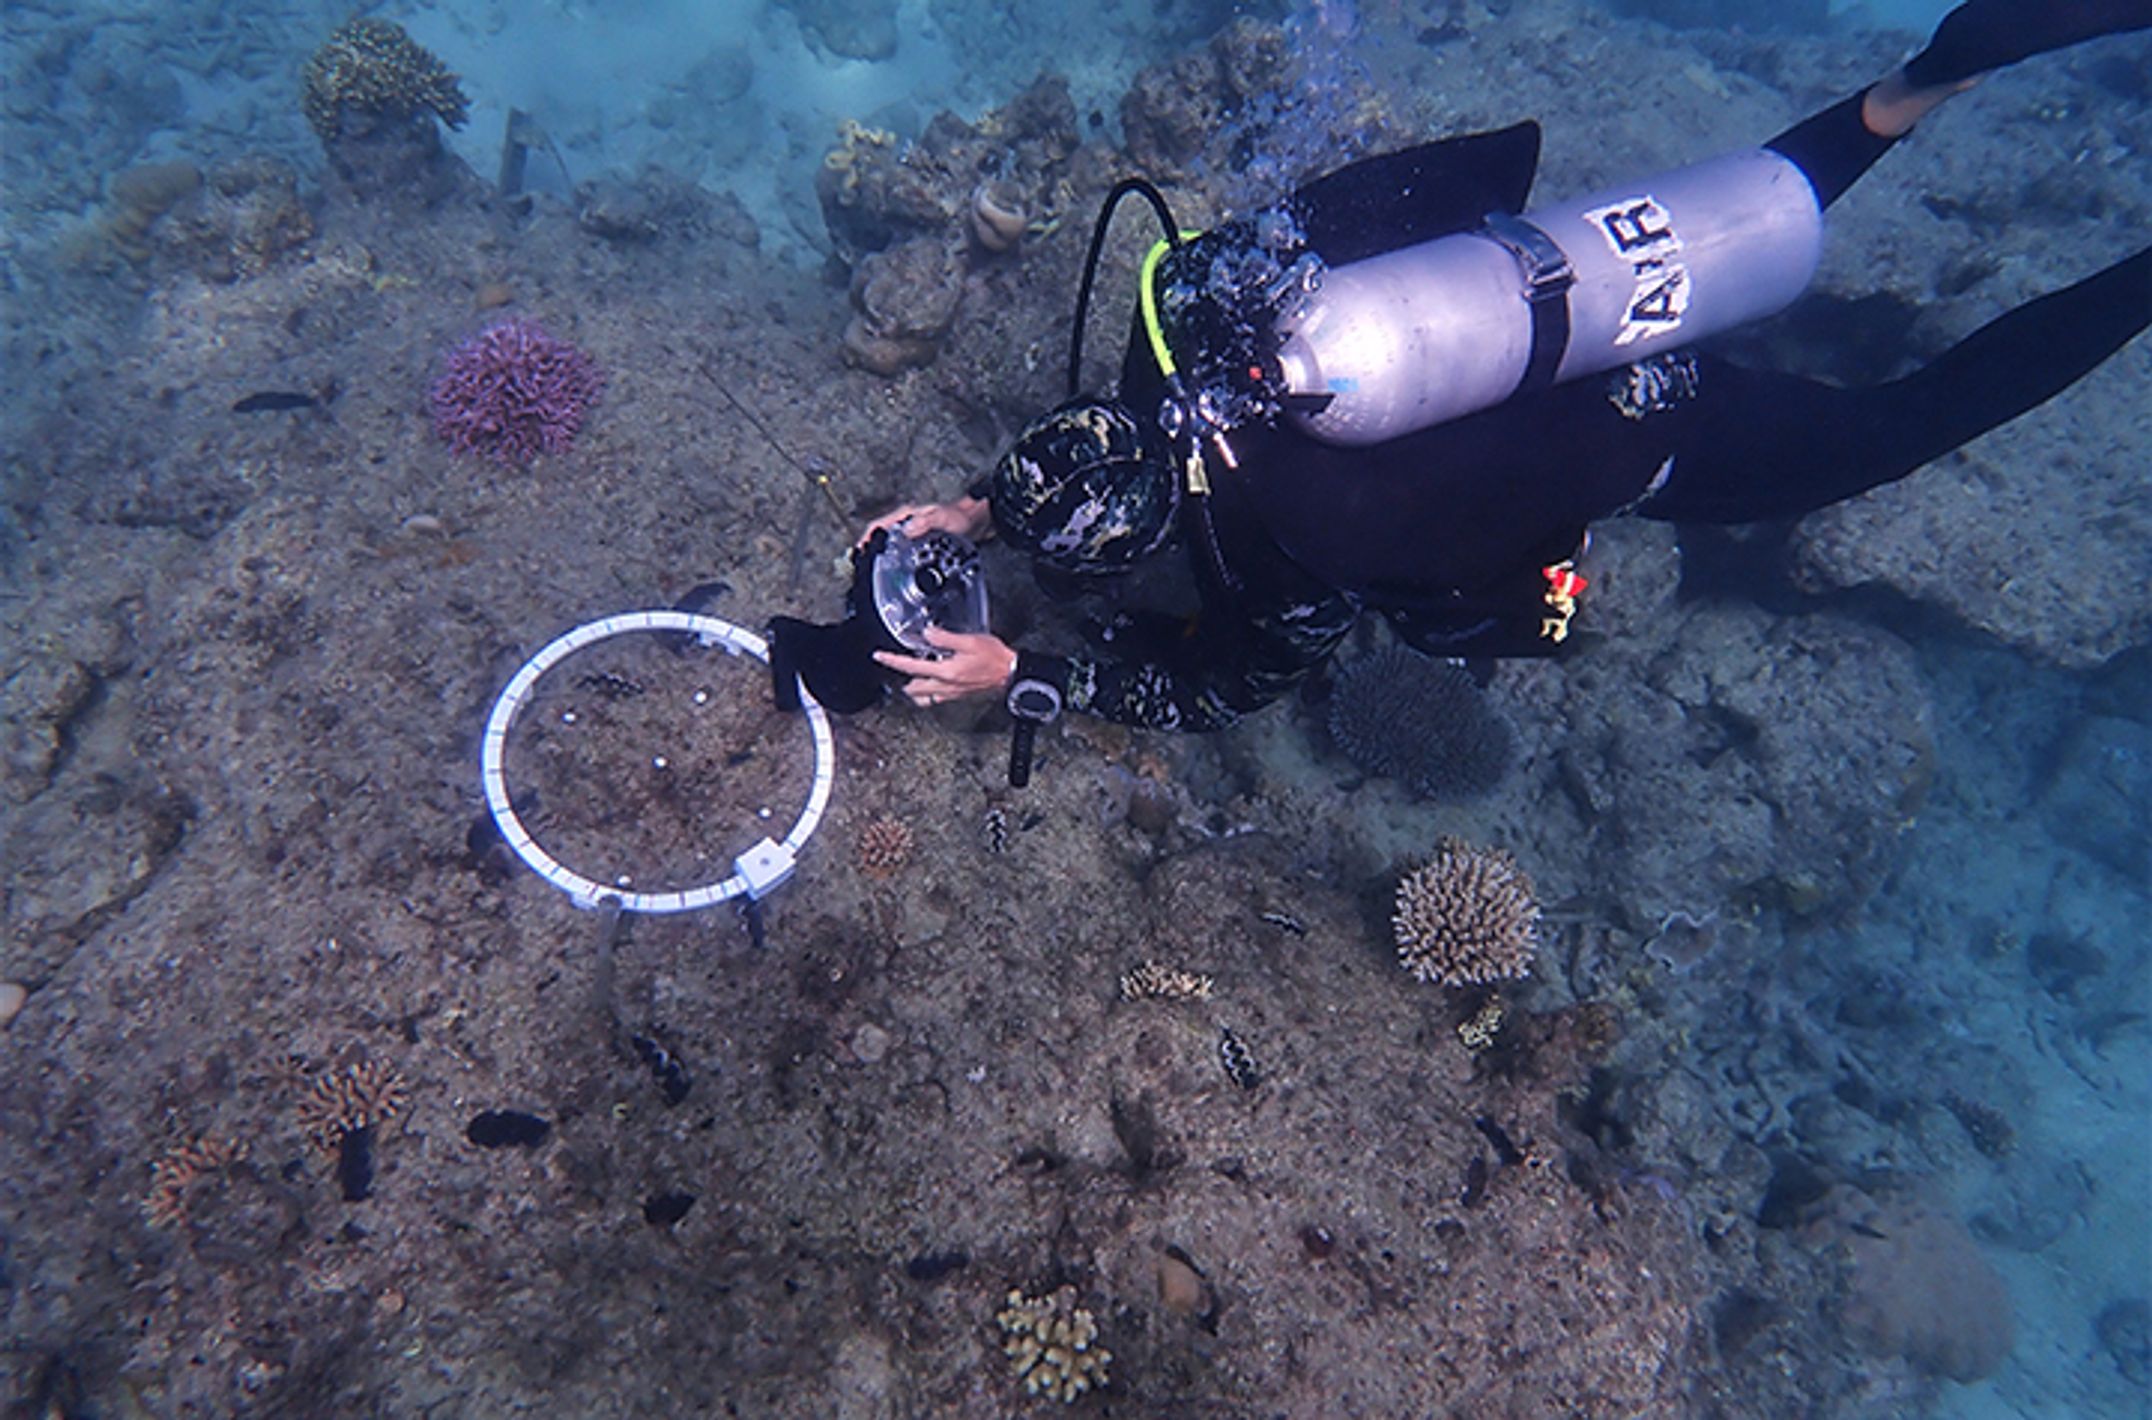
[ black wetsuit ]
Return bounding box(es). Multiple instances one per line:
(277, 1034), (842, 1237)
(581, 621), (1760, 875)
(1053, 96), (2151, 732)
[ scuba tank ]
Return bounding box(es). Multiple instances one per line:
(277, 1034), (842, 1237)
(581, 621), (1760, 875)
(1272, 147), (1825, 446)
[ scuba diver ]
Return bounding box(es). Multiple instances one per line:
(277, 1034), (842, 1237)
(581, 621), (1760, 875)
(857, 0), (2152, 735)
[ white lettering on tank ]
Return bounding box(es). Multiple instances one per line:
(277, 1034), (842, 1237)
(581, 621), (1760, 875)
(1583, 195), (1692, 346)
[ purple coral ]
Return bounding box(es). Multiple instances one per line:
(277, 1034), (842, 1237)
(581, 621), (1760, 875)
(429, 318), (604, 465)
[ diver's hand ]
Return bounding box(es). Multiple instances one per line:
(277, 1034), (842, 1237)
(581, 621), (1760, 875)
(873, 626), (1017, 707)
(857, 496), (992, 549)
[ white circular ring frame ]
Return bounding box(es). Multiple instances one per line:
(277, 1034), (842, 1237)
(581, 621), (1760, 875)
(480, 610), (835, 913)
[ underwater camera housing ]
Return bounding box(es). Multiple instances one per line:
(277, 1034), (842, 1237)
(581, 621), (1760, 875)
(851, 526), (988, 656)
(767, 528), (989, 715)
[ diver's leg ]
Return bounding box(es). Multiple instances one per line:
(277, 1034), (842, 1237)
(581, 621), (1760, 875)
(1869, 0), (2152, 132)
(1638, 247), (2151, 524)
(1766, 93), (1903, 211)
(1770, 0), (2152, 203)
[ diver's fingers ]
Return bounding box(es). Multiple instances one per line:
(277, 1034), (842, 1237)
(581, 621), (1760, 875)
(871, 649), (943, 679)
(857, 504), (929, 548)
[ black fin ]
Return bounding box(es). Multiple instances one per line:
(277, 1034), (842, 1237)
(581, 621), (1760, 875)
(1904, 0), (2152, 88)
(1292, 122), (1543, 266)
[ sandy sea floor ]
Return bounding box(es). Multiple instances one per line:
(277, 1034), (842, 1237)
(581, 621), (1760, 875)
(3, 2), (2148, 1416)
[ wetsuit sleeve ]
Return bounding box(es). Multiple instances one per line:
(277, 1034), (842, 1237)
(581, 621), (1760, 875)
(1062, 575), (1361, 732)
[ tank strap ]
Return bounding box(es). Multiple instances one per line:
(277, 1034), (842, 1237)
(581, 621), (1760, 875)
(1479, 212), (1576, 394)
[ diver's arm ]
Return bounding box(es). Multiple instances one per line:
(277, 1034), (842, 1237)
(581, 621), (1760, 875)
(1061, 585), (1361, 732)
(872, 575), (1358, 728)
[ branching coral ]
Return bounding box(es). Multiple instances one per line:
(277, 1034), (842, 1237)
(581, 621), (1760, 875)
(996, 1286), (1111, 1403)
(302, 18), (469, 144)
(1119, 960), (1214, 1002)
(430, 319), (604, 466)
(1392, 839), (1541, 986)
(1328, 647), (1514, 800)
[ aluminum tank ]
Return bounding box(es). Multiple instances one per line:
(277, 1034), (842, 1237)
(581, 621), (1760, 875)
(1275, 147), (1824, 446)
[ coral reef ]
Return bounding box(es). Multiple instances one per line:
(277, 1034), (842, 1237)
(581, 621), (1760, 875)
(995, 1285), (1111, 1403)
(1118, 959), (1214, 1002)
(430, 319), (605, 467)
(296, 1058), (409, 1152)
(1942, 1091), (2016, 1159)
(817, 80), (1081, 261)
(575, 168), (760, 249)
(855, 815), (914, 879)
(1392, 839), (1541, 987)
(2097, 1299), (2151, 1387)
(301, 18), (468, 144)
(1545, 606), (1934, 927)
(1327, 646), (1514, 800)
(816, 77), (1084, 374)
(1120, 17), (1383, 197)
(142, 1134), (244, 1229)
(842, 237), (963, 376)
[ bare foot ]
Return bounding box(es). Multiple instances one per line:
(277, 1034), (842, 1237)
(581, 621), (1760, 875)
(1861, 70), (1983, 138)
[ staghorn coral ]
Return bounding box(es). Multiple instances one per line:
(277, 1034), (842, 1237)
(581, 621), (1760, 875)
(430, 319), (605, 467)
(302, 18), (468, 144)
(996, 1285), (1111, 1403)
(855, 816), (914, 879)
(1392, 839), (1541, 986)
(1119, 960), (1213, 1002)
(296, 1058), (409, 1152)
(1328, 647), (1513, 800)
(143, 1134), (245, 1229)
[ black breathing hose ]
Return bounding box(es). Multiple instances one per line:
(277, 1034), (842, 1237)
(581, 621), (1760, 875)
(1066, 177), (1182, 399)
